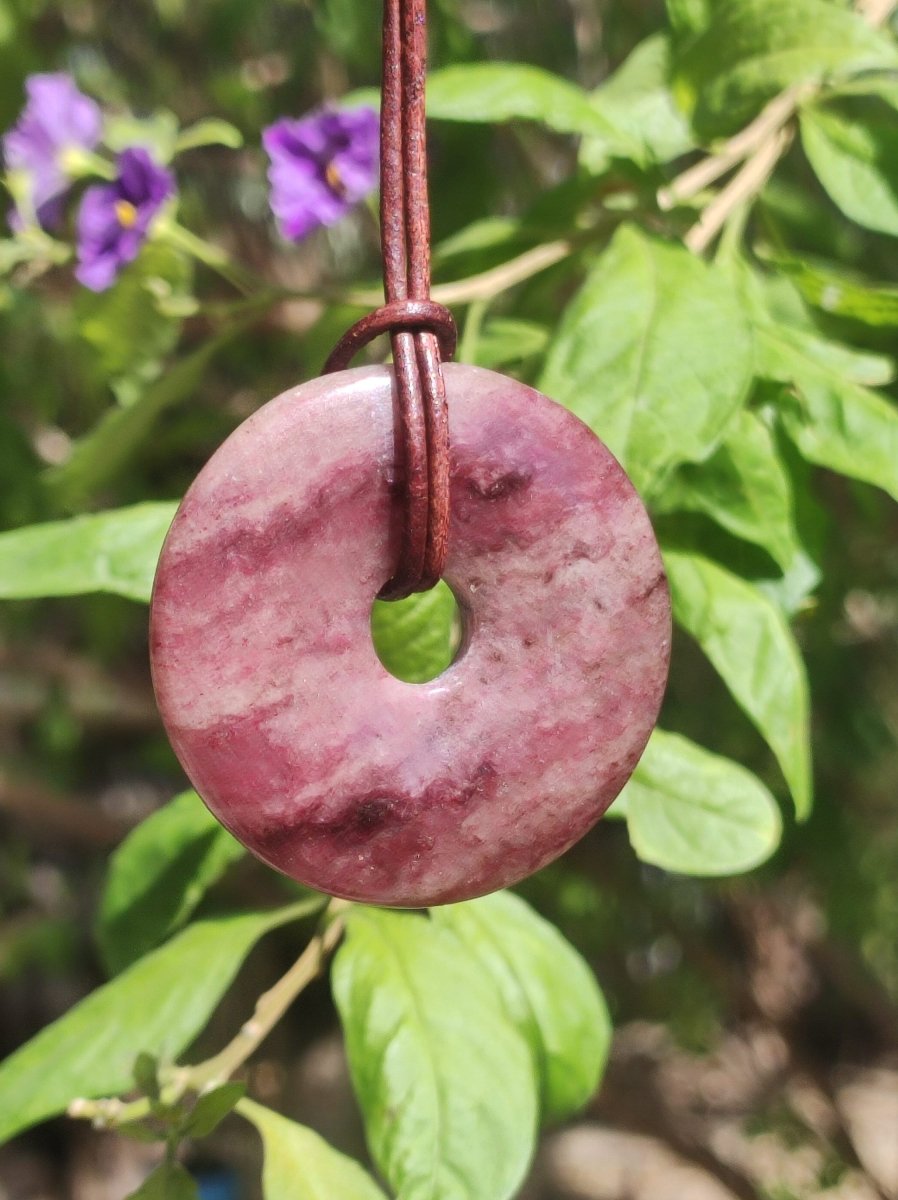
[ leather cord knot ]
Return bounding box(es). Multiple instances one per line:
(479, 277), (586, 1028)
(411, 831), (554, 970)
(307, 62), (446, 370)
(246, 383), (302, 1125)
(324, 299), (457, 374)
(326, 0), (452, 602)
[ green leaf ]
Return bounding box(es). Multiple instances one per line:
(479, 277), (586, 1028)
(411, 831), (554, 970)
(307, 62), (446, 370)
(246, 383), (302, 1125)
(371, 582), (458, 683)
(770, 254), (898, 329)
(540, 224), (753, 494)
(175, 118), (243, 153)
(757, 321), (893, 388)
(97, 790), (246, 975)
(240, 1100), (388, 1200)
(0, 902), (314, 1145)
(105, 111), (181, 161)
(674, 0), (898, 137)
(427, 63), (618, 138)
(757, 325), (898, 502)
(622, 730), (782, 875)
(779, 383), (898, 502)
(127, 1163), (198, 1200)
(583, 35), (694, 171)
(829, 73), (898, 112)
(656, 409), (799, 571)
(184, 1082), (247, 1138)
(474, 318), (550, 369)
(46, 323), (245, 507)
(76, 243), (194, 405)
(664, 549), (812, 818)
(332, 908), (538, 1200)
(434, 216), (523, 268)
(432, 891), (610, 1122)
(666, 0), (713, 37)
(132, 1052), (161, 1101)
(801, 102), (898, 237)
(0, 502), (176, 604)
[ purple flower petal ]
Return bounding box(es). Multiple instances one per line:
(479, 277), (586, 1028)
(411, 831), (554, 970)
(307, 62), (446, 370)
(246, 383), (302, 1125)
(263, 105), (379, 242)
(75, 147), (175, 292)
(2, 73), (102, 230)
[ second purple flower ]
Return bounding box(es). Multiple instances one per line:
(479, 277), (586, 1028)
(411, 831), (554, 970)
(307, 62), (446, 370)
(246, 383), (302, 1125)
(263, 105), (379, 242)
(75, 147), (175, 292)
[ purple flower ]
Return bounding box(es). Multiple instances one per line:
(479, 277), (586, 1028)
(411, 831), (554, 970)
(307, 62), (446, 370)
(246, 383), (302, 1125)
(263, 105), (379, 241)
(2, 73), (102, 230)
(75, 147), (175, 291)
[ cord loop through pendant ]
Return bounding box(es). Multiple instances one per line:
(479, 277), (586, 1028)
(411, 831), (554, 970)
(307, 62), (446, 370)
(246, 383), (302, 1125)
(327, 0), (451, 601)
(324, 300), (457, 375)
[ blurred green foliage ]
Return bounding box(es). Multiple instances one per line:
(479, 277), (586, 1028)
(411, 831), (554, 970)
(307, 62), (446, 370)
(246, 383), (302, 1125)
(0, 1), (897, 1198)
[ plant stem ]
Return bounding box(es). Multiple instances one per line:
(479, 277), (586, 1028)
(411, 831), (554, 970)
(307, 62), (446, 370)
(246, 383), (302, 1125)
(857, 0), (898, 25)
(430, 240), (573, 306)
(658, 84), (812, 211)
(685, 127), (794, 255)
(185, 898), (349, 1091)
(665, 0), (896, 255)
(159, 222), (261, 296)
(67, 897), (346, 1128)
(192, 238), (577, 321)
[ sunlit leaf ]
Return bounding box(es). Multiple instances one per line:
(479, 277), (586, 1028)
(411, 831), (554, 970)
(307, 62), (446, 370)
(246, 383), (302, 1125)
(757, 325), (898, 502)
(656, 409), (800, 571)
(770, 253), (898, 330)
(97, 790), (246, 975)
(757, 321), (893, 388)
(0, 503), (176, 603)
(332, 908), (538, 1200)
(622, 730), (782, 875)
(801, 101), (898, 237)
(0, 903), (315, 1145)
(427, 63), (619, 138)
(664, 549), (812, 818)
(674, 0), (898, 136)
(584, 35), (694, 170)
(432, 891), (611, 1121)
(240, 1100), (388, 1200)
(540, 224), (753, 494)
(473, 318), (550, 369)
(370, 582), (458, 683)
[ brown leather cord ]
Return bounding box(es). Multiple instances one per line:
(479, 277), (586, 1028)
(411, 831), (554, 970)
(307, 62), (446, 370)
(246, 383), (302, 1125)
(324, 0), (453, 601)
(324, 300), (457, 373)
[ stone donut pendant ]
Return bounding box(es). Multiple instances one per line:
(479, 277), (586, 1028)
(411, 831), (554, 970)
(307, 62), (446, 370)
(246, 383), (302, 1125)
(150, 364), (671, 908)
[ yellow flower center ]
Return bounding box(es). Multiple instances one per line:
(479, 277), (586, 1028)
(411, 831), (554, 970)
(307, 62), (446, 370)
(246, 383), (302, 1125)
(115, 200), (139, 228)
(325, 161), (347, 197)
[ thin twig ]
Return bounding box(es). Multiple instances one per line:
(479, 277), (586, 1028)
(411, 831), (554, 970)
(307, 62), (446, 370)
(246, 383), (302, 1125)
(659, 85), (811, 211)
(186, 899), (349, 1090)
(664, 0), (895, 253)
(344, 239), (574, 309)
(857, 0), (898, 26)
(430, 240), (573, 304)
(685, 127), (794, 254)
(68, 898), (347, 1128)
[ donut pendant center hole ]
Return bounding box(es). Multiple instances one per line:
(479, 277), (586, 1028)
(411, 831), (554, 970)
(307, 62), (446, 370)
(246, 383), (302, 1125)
(370, 580), (463, 683)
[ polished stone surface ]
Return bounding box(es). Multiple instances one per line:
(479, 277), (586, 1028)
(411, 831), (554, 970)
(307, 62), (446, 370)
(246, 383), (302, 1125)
(150, 364), (671, 906)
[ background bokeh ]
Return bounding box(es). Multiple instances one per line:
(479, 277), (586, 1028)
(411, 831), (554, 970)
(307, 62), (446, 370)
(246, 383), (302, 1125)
(1, 2), (897, 1198)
